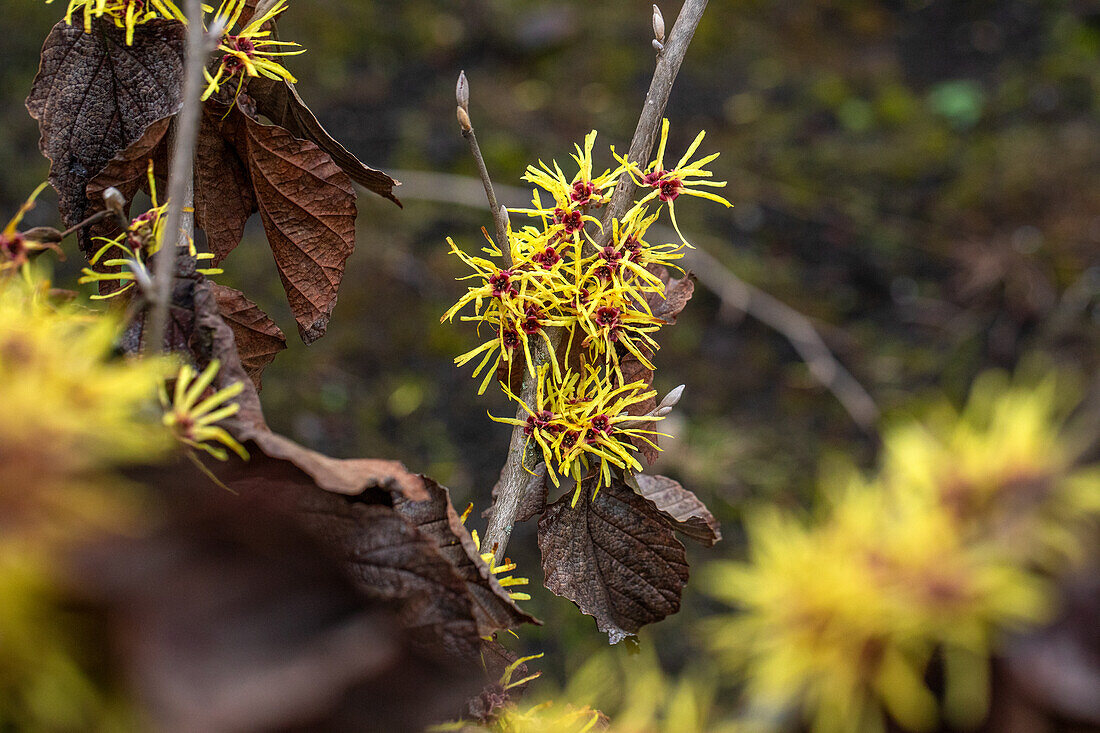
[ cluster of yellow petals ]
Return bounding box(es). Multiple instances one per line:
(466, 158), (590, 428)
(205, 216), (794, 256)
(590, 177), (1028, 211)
(443, 123), (731, 494)
(704, 369), (1100, 733)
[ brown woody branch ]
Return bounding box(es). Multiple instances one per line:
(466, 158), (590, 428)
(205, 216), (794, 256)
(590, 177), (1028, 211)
(146, 0), (212, 353)
(482, 0), (710, 564)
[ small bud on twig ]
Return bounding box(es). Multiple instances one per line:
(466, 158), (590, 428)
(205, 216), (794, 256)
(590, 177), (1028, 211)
(652, 4), (665, 43)
(103, 187), (126, 217)
(456, 70), (470, 112)
(22, 227), (63, 245)
(656, 384), (685, 414)
(457, 105), (472, 132)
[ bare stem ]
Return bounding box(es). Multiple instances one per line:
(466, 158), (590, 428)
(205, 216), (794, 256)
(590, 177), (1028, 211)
(482, 0), (709, 563)
(457, 73), (511, 252)
(596, 0), (709, 247)
(147, 0), (207, 353)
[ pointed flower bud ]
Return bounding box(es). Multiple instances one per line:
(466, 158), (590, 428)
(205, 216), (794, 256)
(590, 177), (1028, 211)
(103, 187), (126, 217)
(456, 70), (470, 112)
(652, 4), (665, 43)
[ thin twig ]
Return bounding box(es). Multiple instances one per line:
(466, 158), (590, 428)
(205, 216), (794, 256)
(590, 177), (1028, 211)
(387, 167), (881, 433)
(483, 0), (710, 563)
(596, 0), (709, 248)
(147, 0), (208, 353)
(456, 71), (511, 252)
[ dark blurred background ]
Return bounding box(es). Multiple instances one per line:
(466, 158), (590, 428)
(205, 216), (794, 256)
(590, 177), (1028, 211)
(5, 0), (1099, 708)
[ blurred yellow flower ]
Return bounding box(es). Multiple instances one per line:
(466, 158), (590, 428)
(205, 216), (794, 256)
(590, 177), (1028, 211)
(0, 275), (174, 540)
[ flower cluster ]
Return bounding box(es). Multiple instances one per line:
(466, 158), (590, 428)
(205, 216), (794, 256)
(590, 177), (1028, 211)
(443, 123), (730, 496)
(78, 163), (221, 298)
(50, 0), (187, 45)
(703, 369), (1100, 733)
(201, 0), (304, 101)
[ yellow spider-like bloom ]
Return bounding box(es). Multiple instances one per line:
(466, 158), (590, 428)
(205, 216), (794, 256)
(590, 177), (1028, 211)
(442, 234), (570, 394)
(705, 482), (1050, 733)
(79, 163), (221, 298)
(522, 130), (626, 211)
(0, 274), (175, 541)
(51, 0), (188, 45)
(0, 183), (63, 279)
(201, 0), (304, 101)
(883, 369), (1100, 562)
(620, 118), (733, 243)
(493, 364), (664, 498)
(161, 359), (248, 462)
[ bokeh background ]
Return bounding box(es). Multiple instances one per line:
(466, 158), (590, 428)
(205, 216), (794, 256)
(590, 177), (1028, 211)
(4, 0), (1099, 727)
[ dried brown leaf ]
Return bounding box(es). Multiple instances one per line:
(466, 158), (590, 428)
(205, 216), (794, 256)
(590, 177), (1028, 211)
(246, 77), (401, 205)
(236, 109), (357, 344)
(85, 115), (171, 220)
(633, 474), (721, 547)
(195, 103), (256, 262)
(26, 19), (184, 251)
(224, 462), (485, 663)
(538, 477), (688, 643)
(212, 284), (286, 390)
(393, 477), (539, 637)
(72, 487), (474, 732)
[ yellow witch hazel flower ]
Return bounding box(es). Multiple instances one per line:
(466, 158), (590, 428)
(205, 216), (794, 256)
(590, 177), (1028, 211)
(704, 482), (1051, 733)
(523, 130), (626, 211)
(78, 163), (221, 298)
(0, 273), (175, 539)
(882, 368), (1100, 562)
(202, 0), (305, 101)
(50, 0), (188, 45)
(0, 183), (64, 278)
(460, 504), (531, 602)
(161, 359), (248, 462)
(445, 121), (728, 499)
(493, 364), (664, 499)
(620, 118), (733, 243)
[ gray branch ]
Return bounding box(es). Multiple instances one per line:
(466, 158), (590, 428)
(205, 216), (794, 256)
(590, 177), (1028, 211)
(146, 0), (208, 352)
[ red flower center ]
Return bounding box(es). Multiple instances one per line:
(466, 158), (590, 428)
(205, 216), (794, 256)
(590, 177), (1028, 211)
(570, 180), (600, 205)
(501, 328), (520, 350)
(532, 245), (560, 270)
(0, 233), (25, 261)
(642, 170), (666, 187)
(658, 177), (684, 202)
(489, 270), (518, 298)
(524, 410), (555, 436)
(521, 305), (542, 335)
(553, 207), (584, 234)
(595, 306), (620, 329)
(589, 414), (612, 435)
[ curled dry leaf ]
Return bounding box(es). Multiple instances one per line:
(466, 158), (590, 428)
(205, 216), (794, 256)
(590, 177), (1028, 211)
(633, 474), (721, 547)
(26, 19), (184, 253)
(221, 462), (484, 663)
(236, 106), (358, 344)
(538, 476), (688, 644)
(195, 103), (256, 262)
(245, 78), (401, 205)
(212, 284), (286, 390)
(70, 486), (475, 733)
(393, 477), (539, 637)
